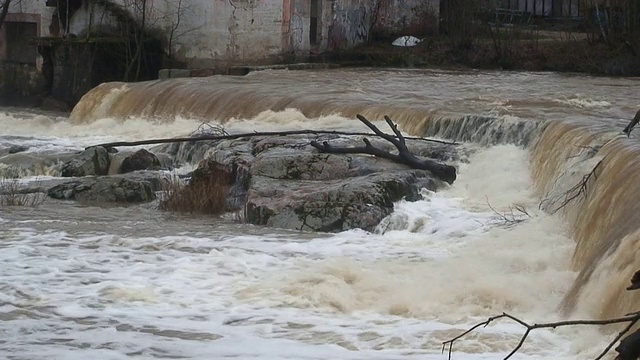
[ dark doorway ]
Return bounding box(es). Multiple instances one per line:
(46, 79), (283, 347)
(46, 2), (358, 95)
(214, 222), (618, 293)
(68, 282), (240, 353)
(310, 0), (319, 46)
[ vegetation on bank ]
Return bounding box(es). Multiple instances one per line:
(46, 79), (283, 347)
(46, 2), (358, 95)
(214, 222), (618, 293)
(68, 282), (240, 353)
(337, 32), (639, 76)
(340, 1), (640, 76)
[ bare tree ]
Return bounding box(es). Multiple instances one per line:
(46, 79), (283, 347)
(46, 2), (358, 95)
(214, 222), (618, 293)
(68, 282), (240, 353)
(162, 0), (203, 74)
(0, 0), (13, 31)
(166, 0), (182, 73)
(122, 0), (148, 81)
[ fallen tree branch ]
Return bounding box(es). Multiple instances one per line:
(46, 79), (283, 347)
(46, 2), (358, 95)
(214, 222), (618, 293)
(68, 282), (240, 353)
(89, 129), (458, 150)
(442, 312), (640, 360)
(310, 114), (457, 184)
(443, 271), (640, 360)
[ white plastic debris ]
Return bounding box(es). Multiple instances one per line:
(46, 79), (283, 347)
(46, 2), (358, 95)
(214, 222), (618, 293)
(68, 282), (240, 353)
(392, 36), (422, 47)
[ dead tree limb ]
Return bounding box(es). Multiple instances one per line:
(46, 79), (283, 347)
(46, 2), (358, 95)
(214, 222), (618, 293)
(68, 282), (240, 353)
(442, 312), (640, 360)
(90, 129), (458, 150)
(443, 271), (640, 360)
(310, 114), (457, 184)
(485, 197), (530, 228)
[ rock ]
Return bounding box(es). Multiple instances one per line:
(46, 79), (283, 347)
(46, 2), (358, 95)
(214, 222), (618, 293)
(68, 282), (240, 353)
(151, 137), (219, 164)
(251, 151), (351, 180)
(184, 134), (453, 232)
(61, 146), (110, 177)
(119, 149), (162, 174)
(8, 145), (28, 154)
(47, 173), (166, 203)
(245, 170), (439, 232)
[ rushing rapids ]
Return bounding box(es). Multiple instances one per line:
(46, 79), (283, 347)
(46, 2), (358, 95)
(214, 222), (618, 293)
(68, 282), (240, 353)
(1, 68), (639, 359)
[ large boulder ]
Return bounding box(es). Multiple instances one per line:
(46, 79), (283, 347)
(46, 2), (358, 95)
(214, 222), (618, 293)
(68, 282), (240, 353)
(119, 149), (162, 174)
(185, 134), (454, 232)
(47, 174), (166, 203)
(245, 170), (438, 232)
(61, 146), (110, 177)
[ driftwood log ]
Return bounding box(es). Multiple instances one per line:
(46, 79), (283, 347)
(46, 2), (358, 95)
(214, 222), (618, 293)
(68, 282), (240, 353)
(90, 129), (457, 149)
(310, 114), (457, 184)
(442, 270), (640, 360)
(88, 115), (457, 184)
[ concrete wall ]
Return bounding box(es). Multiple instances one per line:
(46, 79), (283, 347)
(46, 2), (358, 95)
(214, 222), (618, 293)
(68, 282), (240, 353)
(68, 2), (121, 35)
(2, 0), (427, 69)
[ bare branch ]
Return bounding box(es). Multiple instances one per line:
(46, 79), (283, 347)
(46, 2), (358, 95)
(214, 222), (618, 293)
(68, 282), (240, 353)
(443, 312), (640, 360)
(485, 197), (530, 228)
(313, 114), (457, 184)
(539, 158), (604, 214)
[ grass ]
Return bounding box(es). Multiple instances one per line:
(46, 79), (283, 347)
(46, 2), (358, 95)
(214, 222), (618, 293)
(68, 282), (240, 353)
(0, 178), (47, 207)
(159, 165), (232, 215)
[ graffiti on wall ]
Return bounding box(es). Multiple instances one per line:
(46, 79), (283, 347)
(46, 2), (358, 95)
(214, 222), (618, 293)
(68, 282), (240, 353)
(328, 2), (369, 50)
(290, 13), (304, 48)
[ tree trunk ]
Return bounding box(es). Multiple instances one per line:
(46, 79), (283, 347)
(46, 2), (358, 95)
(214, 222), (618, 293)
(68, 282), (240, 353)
(0, 0), (12, 31)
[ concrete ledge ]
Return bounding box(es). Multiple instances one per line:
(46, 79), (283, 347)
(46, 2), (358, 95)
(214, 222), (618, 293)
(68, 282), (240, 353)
(229, 63), (341, 76)
(159, 63), (341, 79)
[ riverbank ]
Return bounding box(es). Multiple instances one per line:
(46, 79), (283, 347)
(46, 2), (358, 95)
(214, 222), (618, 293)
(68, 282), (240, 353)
(327, 34), (640, 76)
(2, 31), (638, 112)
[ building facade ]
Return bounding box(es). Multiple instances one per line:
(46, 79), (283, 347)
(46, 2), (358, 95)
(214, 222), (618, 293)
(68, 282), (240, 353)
(0, 0), (429, 106)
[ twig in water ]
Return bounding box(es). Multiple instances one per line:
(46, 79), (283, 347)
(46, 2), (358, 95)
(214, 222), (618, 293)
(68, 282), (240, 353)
(485, 197), (530, 228)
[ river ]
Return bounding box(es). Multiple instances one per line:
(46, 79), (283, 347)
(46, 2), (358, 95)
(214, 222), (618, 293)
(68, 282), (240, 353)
(1, 68), (639, 359)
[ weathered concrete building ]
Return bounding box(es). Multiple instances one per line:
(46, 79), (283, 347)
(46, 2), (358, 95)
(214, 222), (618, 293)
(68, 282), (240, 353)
(0, 0), (431, 106)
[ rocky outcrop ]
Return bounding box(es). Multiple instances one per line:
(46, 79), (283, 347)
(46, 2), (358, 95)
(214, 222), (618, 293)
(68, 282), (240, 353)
(61, 146), (110, 177)
(245, 169), (437, 232)
(36, 131), (457, 229)
(190, 134), (457, 232)
(47, 173), (166, 203)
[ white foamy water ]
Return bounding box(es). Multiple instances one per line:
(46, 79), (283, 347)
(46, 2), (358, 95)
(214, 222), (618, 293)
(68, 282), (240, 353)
(2, 68), (638, 359)
(1, 143), (588, 360)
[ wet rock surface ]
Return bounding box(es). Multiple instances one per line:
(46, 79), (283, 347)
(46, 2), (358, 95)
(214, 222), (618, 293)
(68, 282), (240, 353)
(61, 146), (111, 177)
(118, 149), (163, 174)
(189, 134), (458, 232)
(3, 132), (460, 230)
(47, 173), (167, 204)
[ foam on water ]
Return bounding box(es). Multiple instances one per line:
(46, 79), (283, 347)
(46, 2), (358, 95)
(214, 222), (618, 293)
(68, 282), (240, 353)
(0, 111), (204, 152)
(0, 144), (595, 359)
(0, 108), (389, 156)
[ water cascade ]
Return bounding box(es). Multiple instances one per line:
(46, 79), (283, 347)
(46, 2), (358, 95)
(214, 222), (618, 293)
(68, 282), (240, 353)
(66, 74), (640, 323)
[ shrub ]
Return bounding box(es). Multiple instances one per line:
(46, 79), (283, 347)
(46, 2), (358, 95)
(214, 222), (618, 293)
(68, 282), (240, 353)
(0, 178), (47, 207)
(159, 164), (232, 215)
